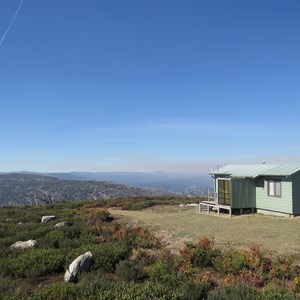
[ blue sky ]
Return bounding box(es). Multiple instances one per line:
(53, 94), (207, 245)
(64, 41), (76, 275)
(0, 0), (300, 173)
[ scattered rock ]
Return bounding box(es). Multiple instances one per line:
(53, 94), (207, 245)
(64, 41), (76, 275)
(54, 221), (72, 228)
(179, 203), (185, 207)
(10, 239), (36, 249)
(64, 251), (93, 282)
(41, 215), (56, 223)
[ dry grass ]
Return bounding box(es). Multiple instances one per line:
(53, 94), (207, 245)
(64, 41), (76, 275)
(110, 205), (300, 262)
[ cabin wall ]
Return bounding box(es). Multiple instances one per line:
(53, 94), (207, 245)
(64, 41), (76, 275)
(292, 172), (300, 215)
(231, 179), (256, 209)
(214, 176), (255, 208)
(256, 176), (293, 214)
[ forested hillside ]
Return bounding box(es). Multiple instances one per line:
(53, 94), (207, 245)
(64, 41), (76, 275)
(0, 173), (170, 206)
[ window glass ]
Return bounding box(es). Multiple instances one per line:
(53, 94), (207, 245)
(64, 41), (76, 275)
(268, 180), (281, 197)
(275, 181), (281, 196)
(269, 181), (275, 196)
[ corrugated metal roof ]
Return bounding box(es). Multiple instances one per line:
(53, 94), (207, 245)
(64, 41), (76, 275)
(210, 164), (300, 178)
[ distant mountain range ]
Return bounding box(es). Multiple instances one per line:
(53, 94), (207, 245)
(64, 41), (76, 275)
(0, 171), (213, 206)
(0, 173), (171, 206)
(46, 171), (213, 194)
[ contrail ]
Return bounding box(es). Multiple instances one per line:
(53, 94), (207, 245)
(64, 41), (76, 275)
(0, 0), (24, 47)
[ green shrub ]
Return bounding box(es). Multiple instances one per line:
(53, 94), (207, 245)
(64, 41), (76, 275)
(38, 230), (65, 249)
(213, 248), (247, 274)
(271, 256), (295, 282)
(148, 254), (185, 287)
(179, 237), (221, 273)
(207, 283), (259, 300)
(30, 283), (81, 300)
(260, 286), (296, 300)
(116, 259), (146, 282)
(0, 248), (65, 278)
(37, 224), (97, 249)
(131, 282), (181, 300)
(0, 276), (32, 299)
(148, 260), (173, 283)
(191, 246), (221, 268)
(180, 281), (209, 300)
(31, 281), (181, 300)
(92, 242), (130, 272)
(113, 225), (161, 249)
(131, 248), (157, 265)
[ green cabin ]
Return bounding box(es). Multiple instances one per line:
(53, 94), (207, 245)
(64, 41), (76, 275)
(210, 164), (300, 217)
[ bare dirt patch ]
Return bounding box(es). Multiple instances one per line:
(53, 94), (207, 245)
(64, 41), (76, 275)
(110, 205), (300, 261)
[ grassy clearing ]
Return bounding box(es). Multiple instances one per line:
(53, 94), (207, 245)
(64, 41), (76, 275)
(110, 205), (300, 261)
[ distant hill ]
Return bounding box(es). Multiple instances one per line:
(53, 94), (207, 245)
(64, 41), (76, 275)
(0, 173), (171, 206)
(47, 171), (214, 195)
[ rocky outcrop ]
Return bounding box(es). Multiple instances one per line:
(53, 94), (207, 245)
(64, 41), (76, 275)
(10, 239), (36, 249)
(41, 215), (56, 223)
(64, 251), (93, 282)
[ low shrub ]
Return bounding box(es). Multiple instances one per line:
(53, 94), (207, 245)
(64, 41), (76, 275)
(114, 225), (161, 249)
(191, 246), (221, 268)
(180, 281), (209, 300)
(207, 283), (259, 300)
(87, 209), (113, 225)
(0, 276), (32, 299)
(92, 241), (130, 272)
(38, 230), (65, 249)
(179, 236), (221, 279)
(131, 248), (157, 265)
(213, 248), (248, 274)
(241, 244), (272, 275)
(260, 285), (296, 300)
(116, 259), (147, 282)
(148, 252), (185, 287)
(31, 281), (181, 300)
(30, 283), (81, 300)
(294, 274), (300, 294)
(0, 248), (65, 278)
(271, 256), (295, 282)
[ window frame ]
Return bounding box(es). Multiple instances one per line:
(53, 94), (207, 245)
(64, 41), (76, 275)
(268, 179), (282, 198)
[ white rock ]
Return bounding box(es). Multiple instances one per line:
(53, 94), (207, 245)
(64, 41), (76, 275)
(10, 239), (36, 249)
(64, 251), (93, 282)
(41, 215), (56, 223)
(54, 221), (71, 228)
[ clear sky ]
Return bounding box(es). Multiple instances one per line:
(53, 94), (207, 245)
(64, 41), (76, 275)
(0, 0), (300, 173)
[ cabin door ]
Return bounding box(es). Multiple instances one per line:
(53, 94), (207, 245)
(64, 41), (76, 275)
(218, 179), (231, 206)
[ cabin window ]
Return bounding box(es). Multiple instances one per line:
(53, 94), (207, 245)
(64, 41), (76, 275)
(268, 180), (281, 197)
